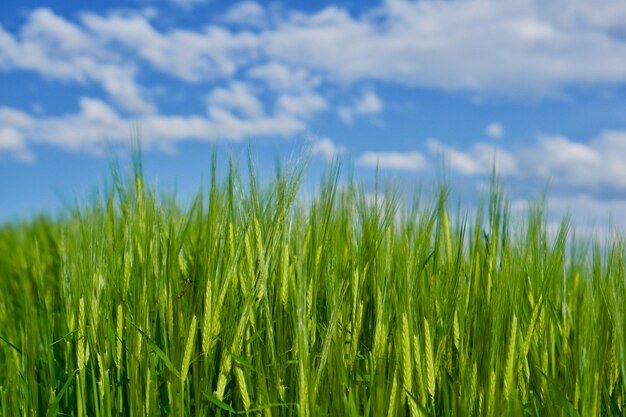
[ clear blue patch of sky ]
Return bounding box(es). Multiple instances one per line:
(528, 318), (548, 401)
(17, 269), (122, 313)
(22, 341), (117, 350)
(0, 145), (109, 223)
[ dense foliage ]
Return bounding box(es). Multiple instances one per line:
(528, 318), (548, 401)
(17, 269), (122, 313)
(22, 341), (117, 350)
(1, 154), (625, 416)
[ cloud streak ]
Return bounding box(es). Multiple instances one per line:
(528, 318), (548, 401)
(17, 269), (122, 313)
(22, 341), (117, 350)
(0, 97), (305, 156)
(359, 130), (626, 196)
(357, 151), (429, 171)
(310, 137), (346, 161)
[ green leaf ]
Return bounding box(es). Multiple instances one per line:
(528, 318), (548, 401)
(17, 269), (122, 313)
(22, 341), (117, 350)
(405, 389), (430, 415)
(205, 392), (237, 414)
(230, 353), (255, 372)
(244, 403), (296, 414)
(45, 370), (77, 417)
(0, 334), (21, 354)
(131, 321), (181, 379)
(606, 388), (624, 417)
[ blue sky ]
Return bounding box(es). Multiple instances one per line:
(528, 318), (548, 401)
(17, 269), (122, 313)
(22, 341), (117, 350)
(2, 0), (626, 233)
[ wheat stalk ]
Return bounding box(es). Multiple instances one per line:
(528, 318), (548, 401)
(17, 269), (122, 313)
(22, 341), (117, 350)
(387, 367), (399, 417)
(181, 315), (197, 382)
(201, 281), (213, 355)
(116, 303), (124, 365)
(424, 318), (436, 400)
(503, 314), (517, 401)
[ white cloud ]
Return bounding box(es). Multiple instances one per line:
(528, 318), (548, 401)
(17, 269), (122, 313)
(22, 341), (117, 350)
(91, 65), (154, 114)
(276, 92), (327, 118)
(222, 2), (267, 27)
(0, 108), (35, 128)
(247, 62), (320, 92)
(338, 90), (384, 125)
(0, 9), (153, 114)
(21, 7), (96, 52)
(547, 194), (626, 233)
(337, 108), (353, 125)
(427, 140), (483, 175)
(260, 0), (626, 95)
(310, 138), (346, 161)
(355, 91), (384, 114)
(0, 97), (306, 154)
(81, 11), (259, 83)
(524, 135), (602, 184)
(486, 122), (504, 139)
(202, 106), (304, 139)
(510, 194), (626, 240)
(206, 82), (263, 117)
(0, 127), (23, 151)
(519, 132), (626, 190)
(422, 130), (626, 193)
(4, 1), (626, 109)
(0, 126), (34, 162)
(426, 139), (519, 175)
(357, 151), (428, 171)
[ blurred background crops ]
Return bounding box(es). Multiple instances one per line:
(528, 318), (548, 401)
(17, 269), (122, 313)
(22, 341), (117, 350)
(1, 152), (625, 416)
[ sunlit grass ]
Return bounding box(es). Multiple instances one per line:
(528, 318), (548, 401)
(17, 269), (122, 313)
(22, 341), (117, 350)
(0, 152), (625, 416)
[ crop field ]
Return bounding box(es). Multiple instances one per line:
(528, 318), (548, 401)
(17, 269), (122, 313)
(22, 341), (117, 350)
(0, 154), (625, 416)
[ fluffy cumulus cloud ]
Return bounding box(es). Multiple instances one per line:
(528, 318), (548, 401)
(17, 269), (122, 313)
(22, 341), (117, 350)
(0, 97), (305, 155)
(362, 130), (626, 196)
(338, 91), (384, 125)
(426, 139), (518, 176)
(0, 127), (32, 162)
(258, 0), (626, 94)
(548, 194), (626, 233)
(520, 132), (626, 191)
(315, 121), (626, 198)
(277, 92), (327, 118)
(0, 9), (154, 113)
(206, 82), (264, 118)
(511, 193), (626, 239)
(222, 1), (267, 27)
(486, 122), (504, 139)
(310, 138), (346, 161)
(247, 62), (321, 92)
(6, 0), (626, 113)
(79, 11), (260, 83)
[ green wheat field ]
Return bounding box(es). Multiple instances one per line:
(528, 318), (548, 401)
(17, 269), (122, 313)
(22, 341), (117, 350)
(1, 152), (625, 416)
